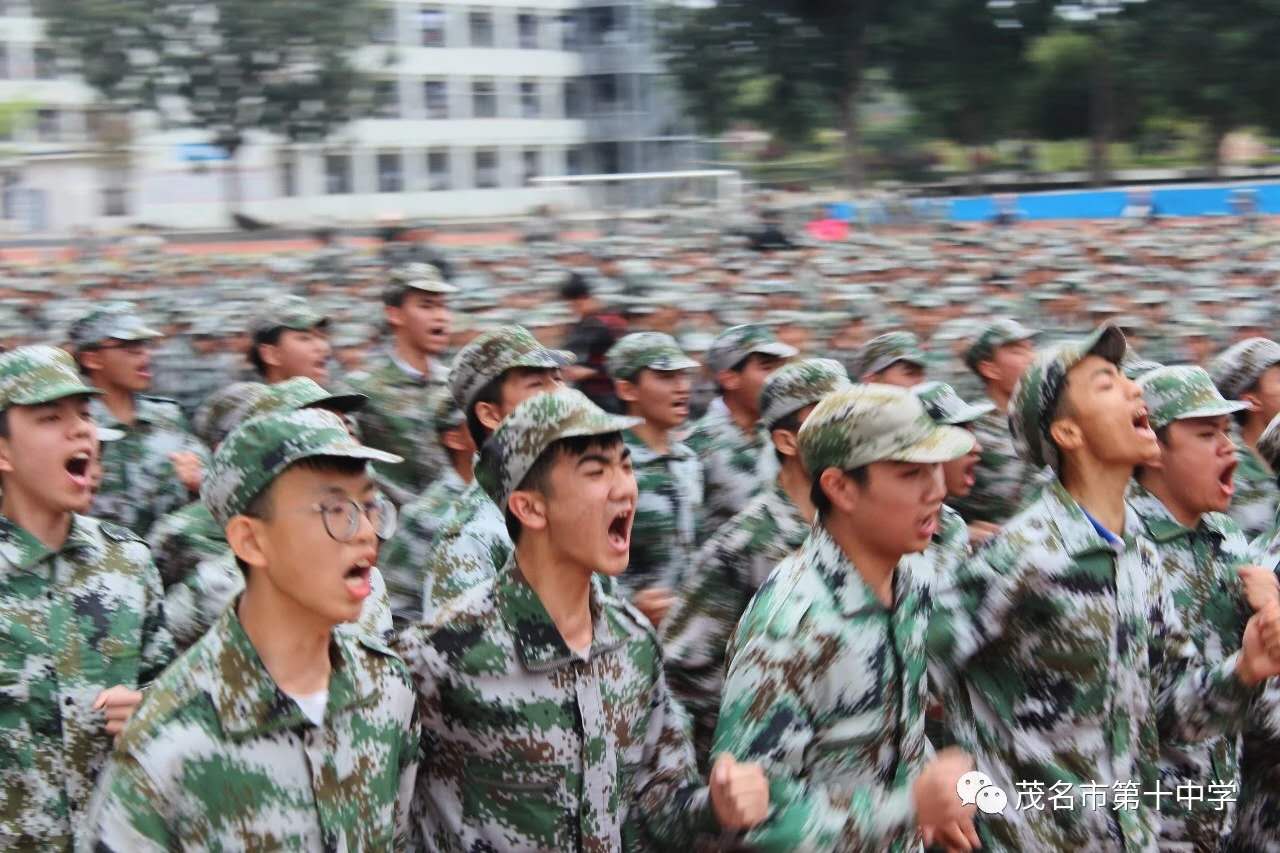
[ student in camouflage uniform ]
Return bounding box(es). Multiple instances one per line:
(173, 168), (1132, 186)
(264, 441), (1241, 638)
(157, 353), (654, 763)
(71, 302), (209, 537)
(246, 293), (332, 386)
(926, 326), (1280, 851)
(346, 263), (458, 505)
(605, 331), (703, 626)
(663, 357), (847, 769)
(852, 330), (928, 386)
(950, 317), (1043, 527)
(1208, 337), (1280, 540)
(381, 386), (475, 627)
(418, 324), (569, 622)
(0, 345), (173, 848)
(686, 324), (795, 537)
(1127, 364), (1258, 850)
(713, 383), (981, 851)
(85, 408), (419, 850)
(395, 387), (769, 851)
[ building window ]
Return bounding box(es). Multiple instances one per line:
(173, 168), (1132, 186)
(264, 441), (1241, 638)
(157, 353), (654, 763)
(371, 80), (399, 118)
(566, 146), (583, 175)
(590, 75), (620, 113)
(474, 149), (499, 188)
(34, 47), (56, 80)
(101, 186), (128, 217)
(564, 80), (583, 118)
(522, 149), (540, 185)
(559, 11), (581, 50)
(325, 154), (352, 194)
(279, 156), (297, 197)
(471, 79), (496, 118)
(519, 80), (540, 118)
(419, 6), (445, 46)
(35, 109), (59, 141)
(377, 152), (403, 193)
(370, 6), (397, 44)
(469, 10), (494, 47)
(517, 12), (538, 49)
(427, 149), (450, 190)
(423, 79), (448, 119)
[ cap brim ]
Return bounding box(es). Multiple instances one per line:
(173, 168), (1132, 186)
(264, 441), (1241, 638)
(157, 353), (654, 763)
(306, 442), (403, 467)
(649, 356), (700, 372)
(514, 348), (577, 370)
(1175, 400), (1251, 421)
(750, 342), (799, 360)
(865, 355), (926, 377)
(111, 327), (163, 342)
(943, 401), (996, 426)
(1084, 324), (1127, 366)
(10, 382), (102, 407)
(887, 424), (977, 464)
(405, 281), (459, 295)
(304, 392), (367, 414)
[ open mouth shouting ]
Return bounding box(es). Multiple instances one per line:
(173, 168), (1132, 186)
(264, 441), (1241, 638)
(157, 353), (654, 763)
(65, 450), (92, 491)
(607, 507), (634, 555)
(1218, 459), (1238, 500)
(344, 562), (373, 601)
(1131, 407), (1156, 442)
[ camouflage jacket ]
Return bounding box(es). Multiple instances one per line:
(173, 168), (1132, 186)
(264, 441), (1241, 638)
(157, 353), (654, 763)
(0, 513), (173, 848)
(381, 465), (469, 627)
(619, 429), (703, 594)
(685, 398), (776, 538)
(419, 481), (511, 623)
(1236, 531), (1280, 851)
(712, 522), (933, 852)
(395, 559), (718, 852)
(345, 349), (450, 505)
(146, 500), (232, 651)
(1128, 483), (1252, 850)
(901, 504), (971, 594)
(927, 479), (1256, 852)
(83, 605), (420, 851)
(90, 395), (209, 537)
(949, 407), (1046, 526)
(1229, 443), (1279, 541)
(661, 479), (808, 767)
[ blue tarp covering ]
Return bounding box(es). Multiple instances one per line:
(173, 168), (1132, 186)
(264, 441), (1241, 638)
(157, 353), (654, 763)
(940, 181), (1280, 221)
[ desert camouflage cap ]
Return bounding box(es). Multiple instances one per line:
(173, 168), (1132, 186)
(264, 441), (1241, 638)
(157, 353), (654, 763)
(913, 381), (995, 426)
(247, 294), (328, 340)
(449, 324), (574, 409)
(855, 331), (927, 378)
(1137, 365), (1249, 431)
(1207, 337), (1280, 399)
(241, 376), (367, 420)
(428, 385), (464, 436)
(759, 357), (850, 431)
(1256, 412), (1280, 471)
(191, 381), (269, 448)
(68, 302), (162, 349)
(202, 408), (402, 527)
(797, 383), (975, 476)
(706, 324), (798, 374)
(605, 332), (698, 380)
(384, 262), (458, 300)
(476, 387), (640, 511)
(0, 344), (101, 412)
(1009, 324), (1126, 472)
(964, 317), (1038, 372)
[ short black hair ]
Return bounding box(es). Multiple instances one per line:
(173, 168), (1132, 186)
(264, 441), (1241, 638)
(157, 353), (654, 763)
(560, 271), (592, 301)
(0, 409), (9, 438)
(811, 465), (868, 520)
(466, 373), (507, 450)
(770, 409), (802, 465)
(504, 432), (625, 543)
(382, 287), (408, 308)
(248, 327), (284, 376)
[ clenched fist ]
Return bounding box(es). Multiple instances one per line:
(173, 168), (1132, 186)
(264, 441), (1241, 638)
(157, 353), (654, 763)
(709, 752), (769, 831)
(170, 451), (204, 493)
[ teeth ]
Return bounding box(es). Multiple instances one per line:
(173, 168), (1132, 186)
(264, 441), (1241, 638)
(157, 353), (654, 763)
(72, 452), (89, 461)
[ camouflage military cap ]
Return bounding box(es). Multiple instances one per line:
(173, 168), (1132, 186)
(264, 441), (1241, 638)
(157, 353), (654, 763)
(67, 302), (162, 349)
(705, 324), (798, 374)
(429, 386), (464, 436)
(449, 324), (574, 409)
(202, 408), (402, 527)
(0, 345), (101, 412)
(913, 381), (995, 426)
(1207, 337), (1280, 399)
(798, 384), (974, 476)
(605, 332), (698, 381)
(759, 358), (850, 431)
(191, 381), (269, 448)
(240, 377), (367, 420)
(476, 387), (640, 511)
(1120, 350), (1163, 380)
(247, 294), (328, 341)
(964, 317), (1038, 372)
(384, 262), (458, 301)
(1137, 365), (1248, 431)
(97, 426), (124, 442)
(1256, 412), (1280, 471)
(1009, 324), (1127, 472)
(855, 331), (927, 378)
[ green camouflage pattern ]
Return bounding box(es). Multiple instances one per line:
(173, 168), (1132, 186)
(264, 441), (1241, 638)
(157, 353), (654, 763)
(926, 479), (1254, 851)
(475, 387), (640, 512)
(1238, 532), (1280, 851)
(618, 429), (703, 594)
(201, 408), (402, 527)
(84, 605), (419, 850)
(145, 499), (227, 645)
(428, 383), (464, 435)
(189, 381), (268, 449)
(384, 260), (458, 301)
(0, 513), (173, 847)
(853, 330), (927, 378)
(1207, 337), (1280, 400)
(241, 375), (366, 419)
(247, 293), (328, 339)
(605, 331), (698, 381)
(1254, 411), (1280, 472)
(419, 481), (513, 623)
(67, 302), (161, 350)
(1127, 482), (1252, 850)
(1229, 443), (1279, 541)
(913, 380), (995, 426)
(797, 384), (975, 476)
(0, 345), (100, 410)
(395, 558), (718, 852)
(964, 317), (1037, 372)
(704, 323), (797, 374)
(712, 521), (933, 851)
(1136, 364), (1248, 431)
(685, 398), (776, 537)
(447, 324), (571, 410)
(1009, 324), (1127, 472)
(757, 357), (850, 430)
(949, 406), (1048, 525)
(661, 479), (809, 767)
(90, 395), (211, 536)
(380, 465), (469, 627)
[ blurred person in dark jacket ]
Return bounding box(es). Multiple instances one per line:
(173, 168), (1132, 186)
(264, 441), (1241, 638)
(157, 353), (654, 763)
(560, 273), (626, 412)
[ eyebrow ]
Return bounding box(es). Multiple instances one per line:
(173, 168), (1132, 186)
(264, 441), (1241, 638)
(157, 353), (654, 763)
(1091, 366), (1116, 380)
(577, 447), (630, 467)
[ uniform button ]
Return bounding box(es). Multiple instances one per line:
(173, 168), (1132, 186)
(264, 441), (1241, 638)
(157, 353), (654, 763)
(64, 697), (73, 706)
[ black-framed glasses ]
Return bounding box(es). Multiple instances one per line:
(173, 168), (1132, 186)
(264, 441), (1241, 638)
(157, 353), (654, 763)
(310, 493), (397, 542)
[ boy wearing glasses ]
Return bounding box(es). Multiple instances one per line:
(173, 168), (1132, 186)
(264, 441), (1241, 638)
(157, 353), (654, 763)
(70, 302), (208, 537)
(86, 408), (420, 849)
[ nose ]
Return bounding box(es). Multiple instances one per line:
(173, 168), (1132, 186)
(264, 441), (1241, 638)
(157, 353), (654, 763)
(924, 463), (946, 502)
(611, 465), (638, 503)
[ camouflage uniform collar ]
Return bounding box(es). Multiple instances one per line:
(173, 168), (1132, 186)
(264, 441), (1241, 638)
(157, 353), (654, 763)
(1043, 479), (1133, 557)
(89, 394), (163, 429)
(386, 345), (449, 385)
(621, 428), (695, 465)
(208, 603), (380, 738)
(1126, 481), (1231, 545)
(497, 559), (625, 672)
(764, 477), (807, 535)
(0, 512), (96, 573)
(805, 523), (900, 617)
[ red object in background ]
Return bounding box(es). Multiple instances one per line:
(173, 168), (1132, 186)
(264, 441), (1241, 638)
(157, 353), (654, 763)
(806, 218), (849, 241)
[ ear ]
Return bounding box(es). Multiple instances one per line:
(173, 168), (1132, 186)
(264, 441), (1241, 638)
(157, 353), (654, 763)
(384, 304), (404, 330)
(1240, 390), (1263, 414)
(257, 343), (282, 369)
(441, 425), (473, 454)
(79, 350), (103, 374)
(615, 378), (639, 404)
(976, 359), (999, 384)
(225, 515), (269, 573)
(717, 368), (742, 393)
(771, 427), (799, 459)
(1048, 416), (1084, 456)
(859, 370), (880, 384)
(508, 490), (548, 532)
(475, 400), (503, 433)
(0, 436), (15, 474)
(818, 466), (859, 515)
